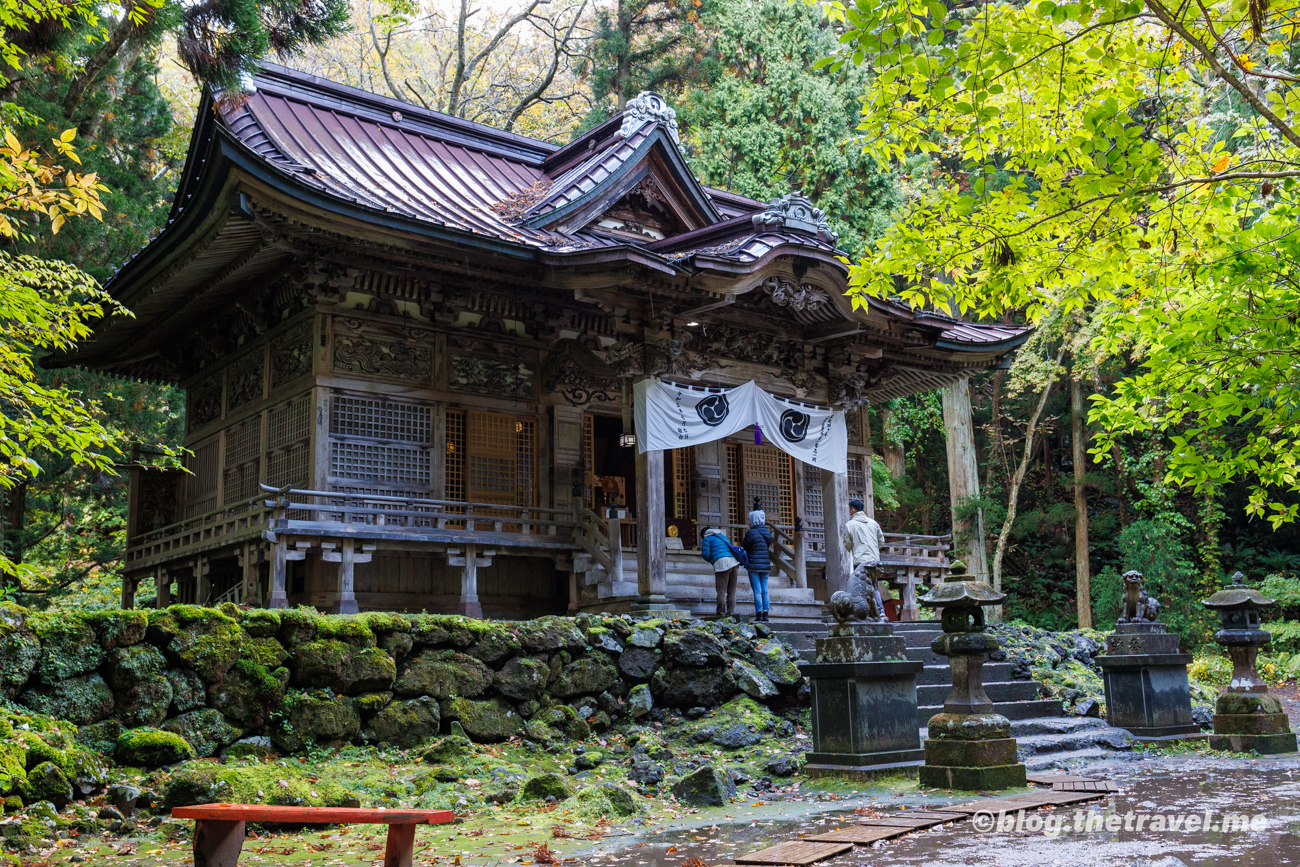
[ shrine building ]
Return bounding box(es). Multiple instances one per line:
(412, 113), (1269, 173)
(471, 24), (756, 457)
(52, 65), (1028, 622)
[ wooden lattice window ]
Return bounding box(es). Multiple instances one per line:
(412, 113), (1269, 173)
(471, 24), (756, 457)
(185, 439), (219, 518)
(803, 475), (825, 552)
(446, 409), (536, 508)
(328, 394), (433, 491)
(725, 443), (742, 541)
(671, 448), (696, 521)
(266, 396), (311, 489)
(223, 417), (262, 505)
(742, 444), (793, 527)
(847, 455), (868, 503)
(582, 413), (594, 510)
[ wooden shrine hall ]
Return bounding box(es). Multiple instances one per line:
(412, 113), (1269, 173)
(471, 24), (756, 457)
(52, 65), (1029, 622)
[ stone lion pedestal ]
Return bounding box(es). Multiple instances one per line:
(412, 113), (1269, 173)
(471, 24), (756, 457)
(802, 602), (924, 779)
(1097, 572), (1200, 741)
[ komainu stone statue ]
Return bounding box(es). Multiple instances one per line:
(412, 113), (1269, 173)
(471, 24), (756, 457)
(1119, 570), (1160, 623)
(832, 565), (888, 625)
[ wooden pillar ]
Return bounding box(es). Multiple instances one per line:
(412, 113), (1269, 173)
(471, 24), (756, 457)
(821, 468), (850, 597)
(430, 402), (447, 500)
(155, 567), (170, 608)
(941, 378), (990, 585)
(269, 540), (289, 609)
(450, 543), (486, 618)
(1071, 377), (1092, 629)
(240, 545), (260, 607)
(335, 543), (358, 615)
(635, 447), (667, 602)
(121, 574), (137, 610)
(195, 557), (210, 607)
(861, 408), (876, 519)
(880, 405), (906, 479)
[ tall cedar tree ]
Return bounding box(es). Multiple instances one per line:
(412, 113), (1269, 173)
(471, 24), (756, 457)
(583, 0), (714, 117)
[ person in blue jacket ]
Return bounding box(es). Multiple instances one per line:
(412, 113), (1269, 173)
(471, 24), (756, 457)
(700, 526), (740, 616)
(742, 507), (774, 621)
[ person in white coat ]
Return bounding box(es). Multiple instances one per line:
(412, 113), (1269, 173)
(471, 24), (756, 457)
(842, 498), (887, 621)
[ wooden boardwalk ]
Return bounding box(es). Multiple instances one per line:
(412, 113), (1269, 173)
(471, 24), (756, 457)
(735, 772), (1116, 865)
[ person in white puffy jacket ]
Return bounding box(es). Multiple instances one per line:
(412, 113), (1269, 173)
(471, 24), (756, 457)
(842, 498), (887, 621)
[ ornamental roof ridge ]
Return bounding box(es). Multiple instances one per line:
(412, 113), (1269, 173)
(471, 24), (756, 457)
(617, 92), (684, 154)
(751, 191), (839, 243)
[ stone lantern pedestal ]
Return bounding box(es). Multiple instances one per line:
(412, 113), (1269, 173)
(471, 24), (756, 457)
(802, 605), (925, 779)
(1096, 571), (1200, 740)
(916, 562), (1026, 791)
(1202, 574), (1298, 755)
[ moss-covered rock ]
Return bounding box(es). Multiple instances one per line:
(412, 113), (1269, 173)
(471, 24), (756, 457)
(409, 615), (452, 647)
(277, 609), (319, 647)
(575, 782), (639, 817)
(494, 655), (549, 701)
(518, 616), (586, 653)
(273, 691), (360, 753)
(618, 647), (660, 682)
(441, 696), (523, 742)
(115, 728), (195, 767)
(148, 606), (244, 684)
(361, 612), (412, 636)
(0, 724), (25, 796)
(239, 610), (281, 639)
(349, 692), (390, 719)
(380, 631), (414, 663)
(662, 629), (727, 667)
(84, 611), (148, 650)
(0, 604), (39, 689)
(113, 674), (173, 728)
(314, 616), (376, 648)
(369, 697), (441, 748)
(105, 644), (167, 689)
(394, 649), (493, 698)
(651, 665), (737, 708)
(241, 636), (289, 669)
(534, 704), (590, 740)
(74, 720), (123, 757)
(166, 668), (208, 714)
(420, 734), (473, 763)
(551, 653), (618, 698)
(671, 765), (736, 806)
(291, 640), (395, 694)
(464, 624), (521, 665)
(519, 772), (572, 801)
(747, 639), (802, 686)
(163, 762), (351, 809)
(30, 613), (102, 684)
(19, 674), (114, 726)
(732, 659), (779, 699)
(19, 762), (71, 809)
(163, 709), (241, 758)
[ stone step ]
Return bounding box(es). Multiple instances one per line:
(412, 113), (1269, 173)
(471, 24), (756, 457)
(920, 698), (1065, 724)
(1023, 747), (1126, 772)
(904, 646), (945, 664)
(917, 662), (1016, 686)
(1015, 725), (1134, 758)
(1010, 716), (1111, 738)
(917, 679), (1041, 706)
(891, 621), (942, 632)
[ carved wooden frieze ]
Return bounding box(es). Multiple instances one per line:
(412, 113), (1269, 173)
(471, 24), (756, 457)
(335, 335), (433, 380)
(188, 373), (223, 429)
(846, 408), (864, 447)
(447, 331), (536, 398)
(134, 469), (180, 538)
(226, 351), (265, 411)
(270, 321), (313, 388)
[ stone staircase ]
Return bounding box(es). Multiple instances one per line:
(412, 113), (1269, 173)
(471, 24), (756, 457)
(773, 618), (1137, 766)
(575, 551), (826, 623)
(896, 621), (1064, 727)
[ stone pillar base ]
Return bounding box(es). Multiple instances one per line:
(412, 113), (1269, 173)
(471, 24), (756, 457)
(802, 656), (924, 777)
(804, 756), (924, 781)
(629, 597), (691, 619)
(1210, 693), (1298, 753)
(456, 599), (483, 618)
(331, 598), (360, 615)
(1097, 635), (1198, 739)
(1209, 732), (1298, 754)
(920, 713), (1026, 791)
(919, 762), (1027, 791)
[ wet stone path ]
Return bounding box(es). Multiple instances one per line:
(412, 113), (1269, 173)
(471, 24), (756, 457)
(575, 756), (1300, 867)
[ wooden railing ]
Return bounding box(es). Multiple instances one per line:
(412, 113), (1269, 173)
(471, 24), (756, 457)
(575, 507), (624, 585)
(880, 533), (952, 572)
(126, 492), (271, 570)
(261, 486), (577, 537)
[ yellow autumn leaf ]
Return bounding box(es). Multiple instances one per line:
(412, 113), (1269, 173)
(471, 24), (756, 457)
(1212, 154), (1230, 173)
(1238, 54), (1254, 71)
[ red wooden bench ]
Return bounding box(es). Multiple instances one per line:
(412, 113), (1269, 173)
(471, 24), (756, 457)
(171, 803), (455, 867)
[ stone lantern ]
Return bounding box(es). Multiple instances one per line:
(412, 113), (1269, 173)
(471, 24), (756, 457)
(916, 561), (1026, 790)
(1200, 572), (1298, 754)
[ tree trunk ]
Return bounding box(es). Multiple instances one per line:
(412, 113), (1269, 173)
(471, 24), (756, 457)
(1071, 375), (1092, 629)
(1091, 368), (1130, 527)
(63, 12), (139, 118)
(880, 405), (905, 479)
(991, 348), (1066, 593)
(1, 481), (26, 565)
(616, 0), (632, 108)
(941, 378), (990, 584)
